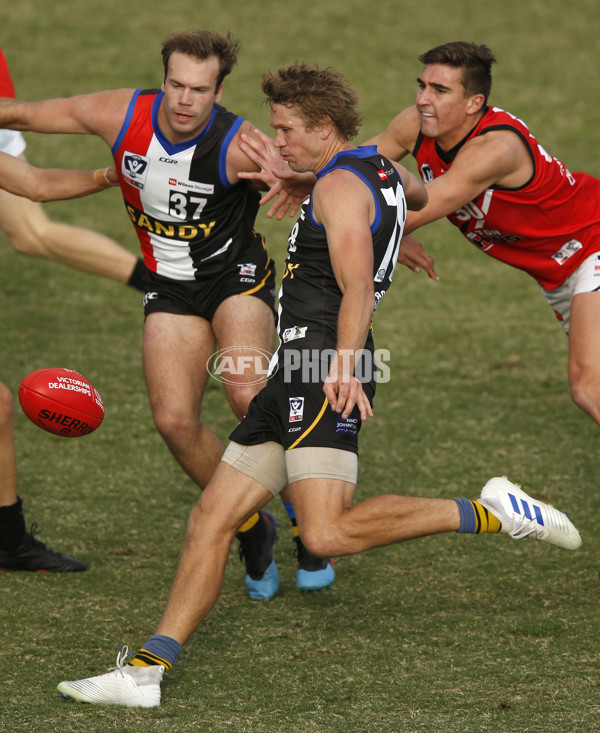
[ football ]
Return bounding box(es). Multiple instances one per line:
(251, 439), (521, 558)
(18, 368), (104, 437)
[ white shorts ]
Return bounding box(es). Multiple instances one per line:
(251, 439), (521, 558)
(0, 128), (26, 157)
(541, 251), (600, 333)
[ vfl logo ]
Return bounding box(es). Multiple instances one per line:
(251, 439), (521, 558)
(282, 326), (307, 343)
(420, 163), (434, 183)
(551, 239), (582, 266)
(238, 263), (257, 277)
(289, 397), (304, 422)
(122, 152), (150, 188)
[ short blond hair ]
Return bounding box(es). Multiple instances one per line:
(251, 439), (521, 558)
(261, 62), (362, 140)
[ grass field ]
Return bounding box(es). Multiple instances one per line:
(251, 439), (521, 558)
(1, 1), (599, 731)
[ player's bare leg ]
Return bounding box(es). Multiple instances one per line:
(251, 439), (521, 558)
(0, 383), (17, 508)
(143, 310), (279, 598)
(142, 312), (223, 489)
(212, 294), (275, 420)
(0, 185), (138, 284)
(567, 291), (600, 427)
(155, 463), (274, 642)
(289, 478), (460, 557)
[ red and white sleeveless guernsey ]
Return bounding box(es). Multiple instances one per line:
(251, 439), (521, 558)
(112, 90), (260, 281)
(413, 106), (600, 290)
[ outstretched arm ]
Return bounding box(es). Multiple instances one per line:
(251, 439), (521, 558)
(404, 131), (529, 232)
(365, 106), (420, 162)
(0, 89), (134, 146)
(237, 127), (315, 219)
(395, 162), (427, 212)
(0, 152), (119, 201)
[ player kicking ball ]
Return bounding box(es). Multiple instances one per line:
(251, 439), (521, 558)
(56, 62), (581, 708)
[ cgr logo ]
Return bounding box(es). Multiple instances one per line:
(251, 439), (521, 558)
(207, 346), (273, 386)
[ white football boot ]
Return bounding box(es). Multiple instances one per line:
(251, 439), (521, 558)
(479, 476), (581, 550)
(57, 646), (164, 707)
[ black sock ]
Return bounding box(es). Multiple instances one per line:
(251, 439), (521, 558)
(0, 497), (26, 551)
(126, 258), (147, 292)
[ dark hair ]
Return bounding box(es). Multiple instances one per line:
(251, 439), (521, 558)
(419, 42), (496, 102)
(261, 62), (362, 140)
(161, 30), (241, 88)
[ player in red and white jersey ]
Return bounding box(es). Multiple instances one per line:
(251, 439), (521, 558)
(112, 90), (265, 282)
(0, 47), (144, 289)
(413, 106), (600, 291)
(0, 31), (333, 597)
(367, 41), (600, 430)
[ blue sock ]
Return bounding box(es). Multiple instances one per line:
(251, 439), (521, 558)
(132, 634), (181, 670)
(283, 502), (295, 521)
(454, 497), (501, 534)
(454, 497), (476, 534)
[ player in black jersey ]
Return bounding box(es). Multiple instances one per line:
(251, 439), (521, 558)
(0, 30), (334, 598)
(57, 63), (581, 708)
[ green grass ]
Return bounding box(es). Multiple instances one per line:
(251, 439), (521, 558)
(1, 1), (600, 731)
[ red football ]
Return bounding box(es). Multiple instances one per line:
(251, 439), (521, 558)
(18, 368), (104, 437)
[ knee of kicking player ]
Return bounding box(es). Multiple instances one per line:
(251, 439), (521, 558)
(186, 487), (243, 547)
(298, 520), (355, 559)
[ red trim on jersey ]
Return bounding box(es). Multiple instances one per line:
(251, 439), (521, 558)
(414, 106), (600, 290)
(0, 48), (17, 98)
(112, 92), (158, 272)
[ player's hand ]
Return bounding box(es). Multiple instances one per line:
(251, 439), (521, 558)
(259, 180), (306, 221)
(323, 357), (373, 421)
(238, 129), (283, 189)
(398, 234), (439, 280)
(238, 129), (314, 220)
(352, 378), (374, 421)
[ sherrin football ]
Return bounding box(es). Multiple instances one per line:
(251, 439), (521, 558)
(18, 368), (104, 437)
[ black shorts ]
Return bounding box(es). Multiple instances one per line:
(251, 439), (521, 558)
(142, 233), (276, 321)
(229, 366), (374, 453)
